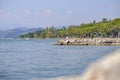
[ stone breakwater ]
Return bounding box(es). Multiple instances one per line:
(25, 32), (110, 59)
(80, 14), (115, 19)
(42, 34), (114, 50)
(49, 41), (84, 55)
(54, 38), (120, 46)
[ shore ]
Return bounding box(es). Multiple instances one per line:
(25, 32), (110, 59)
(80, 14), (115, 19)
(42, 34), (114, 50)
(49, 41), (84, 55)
(54, 38), (120, 46)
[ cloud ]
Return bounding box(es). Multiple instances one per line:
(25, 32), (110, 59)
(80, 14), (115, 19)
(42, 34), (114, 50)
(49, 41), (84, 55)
(0, 10), (12, 22)
(0, 9), (74, 28)
(43, 9), (53, 16)
(23, 9), (30, 14)
(66, 10), (73, 15)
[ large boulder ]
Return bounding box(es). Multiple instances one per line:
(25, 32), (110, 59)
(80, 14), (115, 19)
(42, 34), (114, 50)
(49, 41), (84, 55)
(52, 49), (120, 80)
(80, 49), (120, 80)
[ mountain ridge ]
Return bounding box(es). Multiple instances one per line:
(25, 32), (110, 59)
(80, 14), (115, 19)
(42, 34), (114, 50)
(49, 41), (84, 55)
(0, 27), (44, 38)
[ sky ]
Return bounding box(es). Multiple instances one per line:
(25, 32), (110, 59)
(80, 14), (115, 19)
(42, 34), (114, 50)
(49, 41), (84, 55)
(0, 0), (120, 30)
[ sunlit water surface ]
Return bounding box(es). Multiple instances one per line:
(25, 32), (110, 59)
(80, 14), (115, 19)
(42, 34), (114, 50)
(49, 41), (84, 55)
(0, 39), (119, 80)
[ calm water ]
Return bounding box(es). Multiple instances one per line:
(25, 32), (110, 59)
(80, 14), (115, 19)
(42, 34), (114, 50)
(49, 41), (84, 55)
(0, 39), (119, 80)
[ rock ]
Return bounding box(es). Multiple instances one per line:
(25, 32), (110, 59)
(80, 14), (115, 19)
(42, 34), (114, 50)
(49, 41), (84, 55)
(64, 40), (70, 45)
(54, 38), (120, 46)
(51, 49), (120, 80)
(80, 50), (120, 80)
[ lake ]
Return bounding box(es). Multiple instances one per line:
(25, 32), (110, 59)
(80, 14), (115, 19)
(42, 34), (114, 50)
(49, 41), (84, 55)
(0, 39), (119, 80)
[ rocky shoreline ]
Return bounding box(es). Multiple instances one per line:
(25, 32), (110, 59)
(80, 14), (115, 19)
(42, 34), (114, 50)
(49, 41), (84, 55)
(54, 38), (120, 46)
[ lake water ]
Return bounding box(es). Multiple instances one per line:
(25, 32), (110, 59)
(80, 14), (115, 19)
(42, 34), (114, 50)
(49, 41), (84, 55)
(0, 39), (119, 80)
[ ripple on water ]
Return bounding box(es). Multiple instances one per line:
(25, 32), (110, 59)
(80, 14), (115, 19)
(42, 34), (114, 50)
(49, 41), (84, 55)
(0, 39), (119, 80)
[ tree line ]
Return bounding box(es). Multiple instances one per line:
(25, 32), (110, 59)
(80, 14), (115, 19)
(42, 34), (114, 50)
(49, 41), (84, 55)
(19, 18), (120, 38)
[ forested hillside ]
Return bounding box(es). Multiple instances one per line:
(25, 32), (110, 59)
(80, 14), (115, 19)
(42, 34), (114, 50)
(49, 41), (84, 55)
(19, 18), (120, 38)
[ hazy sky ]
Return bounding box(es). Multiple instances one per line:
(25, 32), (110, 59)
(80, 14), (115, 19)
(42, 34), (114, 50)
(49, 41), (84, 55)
(0, 0), (120, 30)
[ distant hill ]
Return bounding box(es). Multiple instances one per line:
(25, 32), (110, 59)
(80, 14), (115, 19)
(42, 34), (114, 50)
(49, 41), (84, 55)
(20, 18), (120, 38)
(0, 27), (44, 38)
